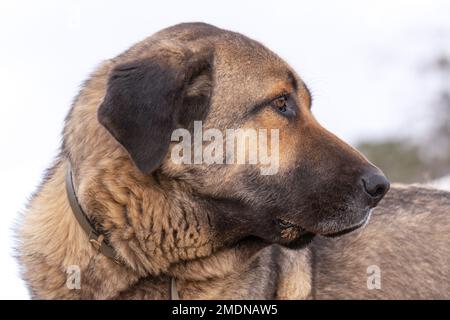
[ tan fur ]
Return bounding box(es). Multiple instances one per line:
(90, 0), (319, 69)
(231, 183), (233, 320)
(312, 184), (450, 299)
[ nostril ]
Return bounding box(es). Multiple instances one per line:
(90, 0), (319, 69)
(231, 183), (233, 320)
(374, 185), (385, 197)
(362, 174), (390, 199)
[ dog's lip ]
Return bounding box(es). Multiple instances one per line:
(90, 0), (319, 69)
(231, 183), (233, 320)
(321, 213), (371, 238)
(321, 223), (364, 238)
(276, 218), (299, 229)
(276, 218), (311, 240)
(277, 210), (371, 238)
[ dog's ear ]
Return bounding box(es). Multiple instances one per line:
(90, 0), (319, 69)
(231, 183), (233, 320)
(98, 44), (213, 174)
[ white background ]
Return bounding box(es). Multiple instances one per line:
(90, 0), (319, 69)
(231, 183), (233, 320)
(0, 0), (449, 299)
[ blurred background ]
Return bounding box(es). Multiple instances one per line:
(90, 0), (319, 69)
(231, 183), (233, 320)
(0, 0), (449, 299)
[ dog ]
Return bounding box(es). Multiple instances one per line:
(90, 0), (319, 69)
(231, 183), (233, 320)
(16, 22), (447, 299)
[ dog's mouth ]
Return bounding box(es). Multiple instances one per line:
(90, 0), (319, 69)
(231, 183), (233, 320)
(276, 218), (298, 230)
(276, 218), (311, 240)
(276, 214), (369, 240)
(322, 210), (373, 238)
(273, 219), (315, 249)
(322, 221), (366, 238)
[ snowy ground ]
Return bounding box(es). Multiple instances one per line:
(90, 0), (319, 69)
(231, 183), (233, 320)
(1, 0), (449, 299)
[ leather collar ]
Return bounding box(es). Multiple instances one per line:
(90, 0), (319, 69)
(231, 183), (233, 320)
(65, 163), (179, 299)
(65, 164), (120, 263)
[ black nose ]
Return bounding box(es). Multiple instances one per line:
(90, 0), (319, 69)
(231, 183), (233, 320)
(362, 171), (390, 203)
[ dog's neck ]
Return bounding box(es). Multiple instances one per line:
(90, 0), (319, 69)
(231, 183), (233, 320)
(73, 159), (217, 275)
(19, 160), (137, 298)
(19, 157), (266, 299)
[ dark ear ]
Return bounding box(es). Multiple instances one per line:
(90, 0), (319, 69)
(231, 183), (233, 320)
(98, 45), (213, 174)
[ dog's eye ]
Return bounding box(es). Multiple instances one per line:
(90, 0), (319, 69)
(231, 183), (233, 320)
(271, 95), (296, 117)
(274, 96), (287, 112)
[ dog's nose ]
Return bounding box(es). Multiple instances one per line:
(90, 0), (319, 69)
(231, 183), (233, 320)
(361, 170), (390, 204)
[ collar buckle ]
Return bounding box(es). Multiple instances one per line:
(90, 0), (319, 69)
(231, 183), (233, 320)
(89, 234), (105, 251)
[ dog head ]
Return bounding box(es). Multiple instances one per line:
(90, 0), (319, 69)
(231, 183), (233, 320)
(96, 23), (389, 252)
